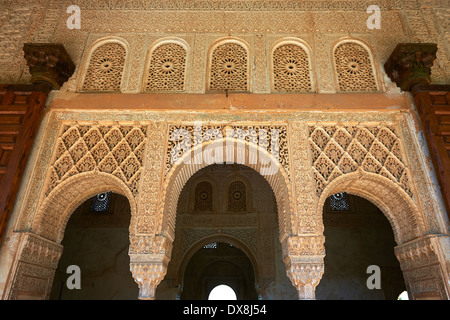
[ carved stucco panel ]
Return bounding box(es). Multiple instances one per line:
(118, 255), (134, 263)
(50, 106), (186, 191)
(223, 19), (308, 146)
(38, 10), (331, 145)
(133, 122), (167, 236)
(395, 235), (450, 300)
(16, 112), (61, 231)
(4, 108), (448, 300)
(397, 115), (448, 236)
(313, 33), (334, 93)
(3, 0), (450, 89)
(289, 121), (321, 235)
(127, 34), (148, 93)
(190, 34), (207, 93)
(403, 9), (449, 84)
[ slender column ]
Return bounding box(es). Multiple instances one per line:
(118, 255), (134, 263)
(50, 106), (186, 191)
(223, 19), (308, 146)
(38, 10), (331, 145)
(130, 260), (168, 300)
(129, 234), (172, 300)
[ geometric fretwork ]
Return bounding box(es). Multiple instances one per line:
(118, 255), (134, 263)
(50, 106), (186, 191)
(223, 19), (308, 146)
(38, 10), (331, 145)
(273, 43), (312, 92)
(209, 42), (248, 92)
(90, 192), (112, 212)
(227, 180), (247, 212)
(81, 42), (126, 92)
(166, 124), (289, 179)
(46, 123), (147, 197)
(309, 124), (413, 199)
(334, 42), (378, 92)
(144, 42), (187, 92)
(194, 181), (213, 212)
(329, 192), (350, 211)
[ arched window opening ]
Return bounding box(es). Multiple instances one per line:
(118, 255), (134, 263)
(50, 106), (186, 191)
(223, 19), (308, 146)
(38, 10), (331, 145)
(144, 42), (187, 92)
(81, 41), (126, 92)
(194, 181), (213, 212)
(204, 242), (217, 249)
(208, 284), (238, 300)
(90, 192), (112, 212)
(333, 41), (378, 92)
(272, 43), (312, 93)
(227, 180), (247, 212)
(208, 41), (249, 92)
(329, 192), (350, 211)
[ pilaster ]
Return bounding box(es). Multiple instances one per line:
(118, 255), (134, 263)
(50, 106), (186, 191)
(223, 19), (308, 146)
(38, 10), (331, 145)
(395, 234), (450, 300)
(6, 232), (62, 300)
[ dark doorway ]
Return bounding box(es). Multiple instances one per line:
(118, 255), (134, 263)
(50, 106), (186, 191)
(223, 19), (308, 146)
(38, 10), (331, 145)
(49, 192), (139, 299)
(181, 242), (258, 300)
(316, 193), (406, 300)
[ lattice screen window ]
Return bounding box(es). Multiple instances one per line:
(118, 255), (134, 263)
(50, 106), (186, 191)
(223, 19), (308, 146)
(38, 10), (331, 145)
(329, 193), (350, 211)
(204, 242), (217, 249)
(209, 42), (249, 92)
(334, 42), (378, 92)
(144, 42), (187, 92)
(227, 180), (247, 212)
(273, 43), (312, 92)
(194, 181), (213, 212)
(81, 42), (126, 92)
(90, 192), (112, 212)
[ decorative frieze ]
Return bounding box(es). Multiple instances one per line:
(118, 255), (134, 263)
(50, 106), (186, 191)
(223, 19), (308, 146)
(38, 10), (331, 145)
(166, 123), (289, 178)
